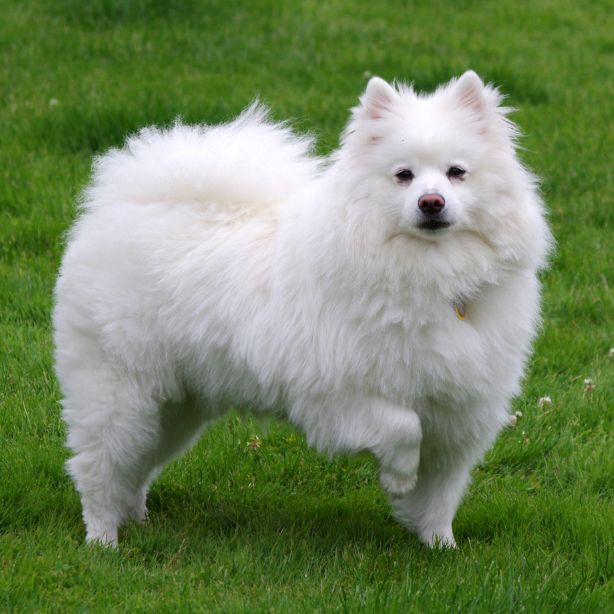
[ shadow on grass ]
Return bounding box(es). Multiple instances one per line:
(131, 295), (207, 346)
(139, 485), (411, 552)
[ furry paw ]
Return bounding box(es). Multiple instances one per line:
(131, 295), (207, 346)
(83, 509), (120, 547)
(420, 528), (457, 549)
(85, 526), (119, 548)
(379, 467), (418, 498)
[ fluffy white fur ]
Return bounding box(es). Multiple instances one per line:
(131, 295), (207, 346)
(54, 71), (551, 548)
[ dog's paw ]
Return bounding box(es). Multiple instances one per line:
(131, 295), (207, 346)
(428, 535), (457, 550)
(420, 527), (457, 549)
(85, 526), (119, 548)
(379, 467), (418, 498)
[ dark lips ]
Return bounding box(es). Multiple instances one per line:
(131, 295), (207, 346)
(417, 219), (451, 231)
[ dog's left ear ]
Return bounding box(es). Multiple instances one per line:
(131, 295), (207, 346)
(453, 70), (488, 115)
(360, 77), (398, 119)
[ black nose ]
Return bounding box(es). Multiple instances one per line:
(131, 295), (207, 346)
(418, 193), (445, 214)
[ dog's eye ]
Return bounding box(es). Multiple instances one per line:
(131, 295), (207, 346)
(395, 169), (414, 182)
(447, 166), (466, 179)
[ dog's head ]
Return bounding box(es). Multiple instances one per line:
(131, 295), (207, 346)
(340, 71), (542, 252)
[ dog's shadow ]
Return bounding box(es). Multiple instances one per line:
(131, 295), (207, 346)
(122, 484), (421, 555)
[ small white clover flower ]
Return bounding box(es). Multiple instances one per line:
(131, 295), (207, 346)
(538, 397), (552, 407)
(608, 348), (614, 358)
(508, 410), (524, 427)
(583, 378), (595, 393)
(246, 435), (262, 451)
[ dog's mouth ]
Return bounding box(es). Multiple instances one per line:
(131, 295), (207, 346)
(417, 219), (451, 231)
(388, 217), (453, 242)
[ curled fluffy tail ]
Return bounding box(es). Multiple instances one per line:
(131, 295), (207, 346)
(83, 103), (320, 211)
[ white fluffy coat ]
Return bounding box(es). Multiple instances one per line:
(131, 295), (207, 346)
(54, 71), (551, 547)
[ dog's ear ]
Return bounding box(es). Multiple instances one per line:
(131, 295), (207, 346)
(453, 70), (487, 115)
(343, 77), (398, 147)
(360, 77), (398, 119)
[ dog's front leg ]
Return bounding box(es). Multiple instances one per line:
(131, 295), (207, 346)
(291, 396), (422, 498)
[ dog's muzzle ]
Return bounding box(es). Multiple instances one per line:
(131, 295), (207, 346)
(417, 193), (450, 230)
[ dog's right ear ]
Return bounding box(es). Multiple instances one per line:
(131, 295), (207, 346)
(342, 77), (399, 148)
(453, 70), (487, 116)
(360, 77), (398, 119)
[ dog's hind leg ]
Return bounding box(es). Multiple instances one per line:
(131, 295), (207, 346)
(132, 395), (211, 522)
(60, 357), (207, 546)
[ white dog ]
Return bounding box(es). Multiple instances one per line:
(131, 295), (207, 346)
(54, 71), (551, 548)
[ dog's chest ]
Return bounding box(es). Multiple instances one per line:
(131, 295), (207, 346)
(349, 291), (507, 404)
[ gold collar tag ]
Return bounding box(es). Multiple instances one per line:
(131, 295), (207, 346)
(453, 300), (466, 321)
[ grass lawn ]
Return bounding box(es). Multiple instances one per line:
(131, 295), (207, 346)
(1, 0), (612, 611)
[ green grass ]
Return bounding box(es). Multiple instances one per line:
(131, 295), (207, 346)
(1, 0), (613, 611)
